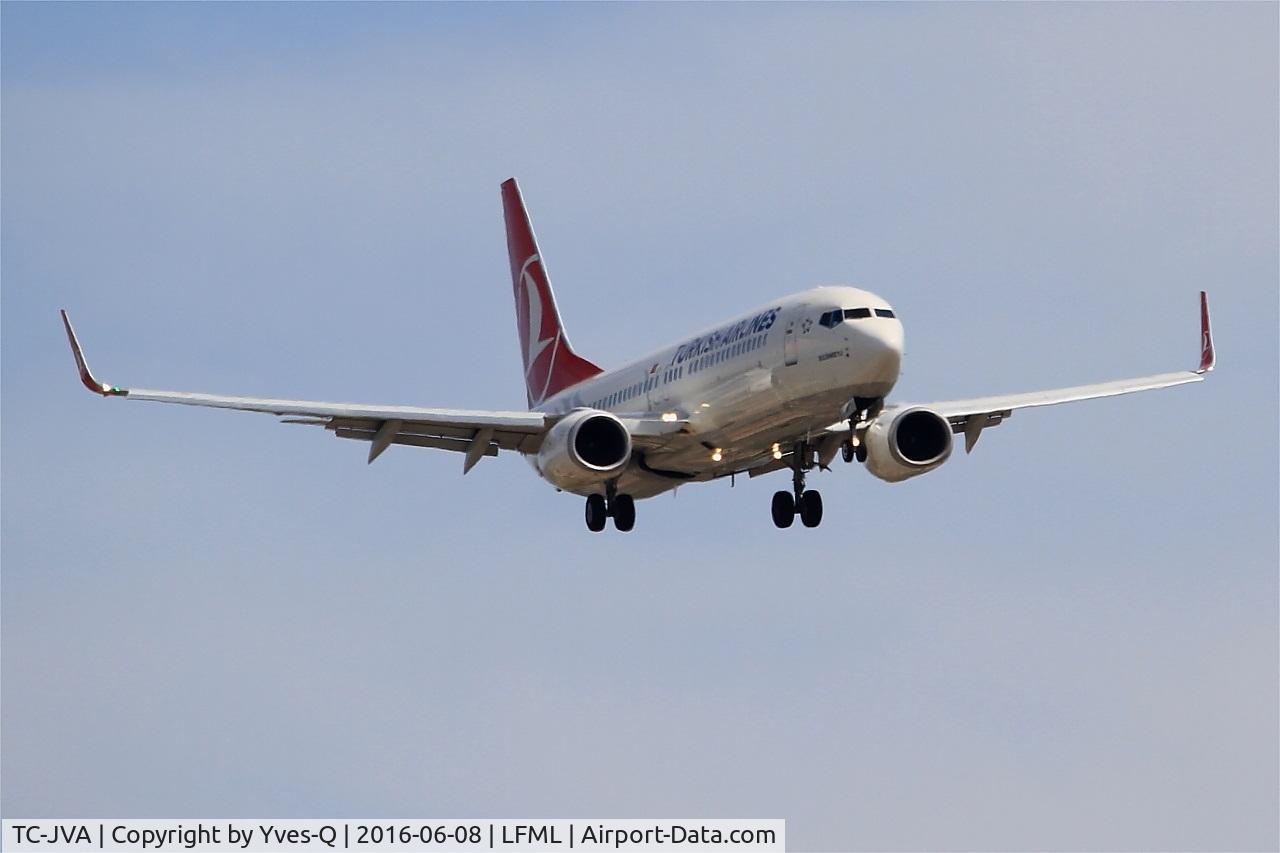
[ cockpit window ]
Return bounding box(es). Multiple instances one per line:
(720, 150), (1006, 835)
(824, 307), (894, 323)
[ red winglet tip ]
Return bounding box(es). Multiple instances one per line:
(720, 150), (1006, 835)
(1197, 291), (1215, 374)
(60, 309), (114, 396)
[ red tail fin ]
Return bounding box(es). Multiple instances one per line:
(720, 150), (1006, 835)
(501, 178), (603, 408)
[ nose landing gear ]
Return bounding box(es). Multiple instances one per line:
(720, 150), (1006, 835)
(772, 442), (824, 529)
(841, 439), (867, 464)
(841, 397), (879, 464)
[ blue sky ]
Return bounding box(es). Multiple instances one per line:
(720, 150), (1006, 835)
(3, 4), (1276, 850)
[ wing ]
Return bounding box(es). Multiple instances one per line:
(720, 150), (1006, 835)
(60, 310), (546, 470)
(60, 311), (681, 471)
(909, 291), (1216, 452)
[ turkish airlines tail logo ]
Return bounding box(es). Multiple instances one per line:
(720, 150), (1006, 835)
(502, 179), (602, 408)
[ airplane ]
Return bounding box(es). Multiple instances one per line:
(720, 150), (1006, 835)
(60, 178), (1216, 532)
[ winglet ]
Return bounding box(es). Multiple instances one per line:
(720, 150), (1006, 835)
(1196, 291), (1215, 374)
(60, 310), (126, 396)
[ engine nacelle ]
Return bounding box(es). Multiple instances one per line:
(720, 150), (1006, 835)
(535, 409), (633, 493)
(864, 406), (953, 483)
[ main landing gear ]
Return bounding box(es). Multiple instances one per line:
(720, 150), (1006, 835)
(585, 484), (635, 532)
(772, 442), (824, 529)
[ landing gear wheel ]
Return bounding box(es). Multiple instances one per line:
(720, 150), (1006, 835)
(842, 442), (855, 463)
(585, 494), (607, 532)
(856, 444), (867, 463)
(612, 494), (636, 532)
(771, 491), (795, 528)
(799, 490), (824, 528)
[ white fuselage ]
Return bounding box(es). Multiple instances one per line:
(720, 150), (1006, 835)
(533, 286), (904, 498)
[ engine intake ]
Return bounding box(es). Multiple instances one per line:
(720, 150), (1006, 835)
(573, 414), (630, 469)
(864, 406), (953, 482)
(535, 409), (633, 493)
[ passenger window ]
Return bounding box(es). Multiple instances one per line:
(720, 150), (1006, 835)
(845, 307), (872, 319)
(874, 308), (895, 318)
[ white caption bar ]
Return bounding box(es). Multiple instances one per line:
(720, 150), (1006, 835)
(2, 820), (784, 852)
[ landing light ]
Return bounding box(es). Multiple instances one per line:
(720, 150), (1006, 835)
(771, 442), (782, 460)
(661, 412), (678, 422)
(851, 435), (861, 448)
(711, 448), (723, 463)
(700, 402), (711, 408)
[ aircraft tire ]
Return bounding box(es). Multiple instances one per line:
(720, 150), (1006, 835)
(585, 494), (607, 532)
(771, 491), (795, 528)
(612, 494), (636, 532)
(799, 489), (823, 528)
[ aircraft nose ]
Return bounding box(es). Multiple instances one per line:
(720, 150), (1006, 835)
(856, 318), (903, 381)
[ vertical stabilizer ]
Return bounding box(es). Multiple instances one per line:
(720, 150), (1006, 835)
(501, 178), (603, 408)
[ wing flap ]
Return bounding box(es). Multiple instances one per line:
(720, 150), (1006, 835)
(333, 428), (502, 458)
(330, 418), (543, 457)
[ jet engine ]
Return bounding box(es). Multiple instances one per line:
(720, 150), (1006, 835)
(863, 406), (953, 483)
(535, 409), (633, 492)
